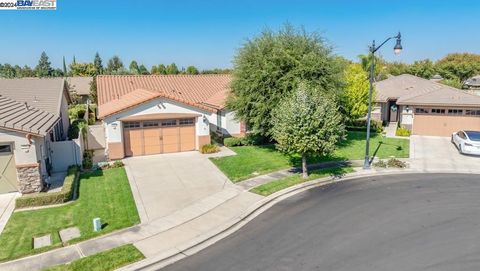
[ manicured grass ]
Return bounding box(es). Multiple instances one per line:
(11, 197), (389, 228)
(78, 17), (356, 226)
(250, 166), (355, 196)
(44, 244), (144, 271)
(0, 168), (140, 262)
(211, 131), (409, 182)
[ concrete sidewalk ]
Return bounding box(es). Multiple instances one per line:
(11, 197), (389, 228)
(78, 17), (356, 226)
(0, 192), (19, 234)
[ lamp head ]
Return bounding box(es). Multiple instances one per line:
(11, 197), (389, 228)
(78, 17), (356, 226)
(393, 32), (402, 55)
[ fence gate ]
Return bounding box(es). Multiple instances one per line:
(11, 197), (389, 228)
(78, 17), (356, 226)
(49, 140), (82, 172)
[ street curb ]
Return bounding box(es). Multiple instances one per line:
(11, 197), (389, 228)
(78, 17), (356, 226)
(119, 168), (480, 270)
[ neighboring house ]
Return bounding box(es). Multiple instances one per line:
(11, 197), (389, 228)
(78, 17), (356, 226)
(66, 76), (93, 103)
(464, 75), (480, 95)
(373, 74), (480, 137)
(0, 78), (71, 194)
(96, 74), (245, 159)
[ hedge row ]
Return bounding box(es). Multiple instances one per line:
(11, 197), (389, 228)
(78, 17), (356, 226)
(223, 134), (270, 147)
(15, 166), (80, 209)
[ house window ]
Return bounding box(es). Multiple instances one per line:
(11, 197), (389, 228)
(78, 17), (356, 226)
(415, 108), (428, 114)
(179, 118), (194, 126)
(431, 109), (445, 114)
(448, 109), (463, 115)
(142, 121), (159, 127)
(466, 110), (480, 116)
(124, 121), (141, 128)
(161, 119), (177, 126)
(0, 144), (12, 154)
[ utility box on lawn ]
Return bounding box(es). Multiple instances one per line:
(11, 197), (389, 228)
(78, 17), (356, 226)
(93, 218), (102, 232)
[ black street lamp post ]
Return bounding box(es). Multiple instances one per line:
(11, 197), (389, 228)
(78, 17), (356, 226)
(363, 32), (402, 169)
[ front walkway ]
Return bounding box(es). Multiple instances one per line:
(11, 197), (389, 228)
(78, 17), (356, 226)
(0, 192), (18, 234)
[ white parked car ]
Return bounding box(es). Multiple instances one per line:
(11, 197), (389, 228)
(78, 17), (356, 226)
(451, 130), (480, 155)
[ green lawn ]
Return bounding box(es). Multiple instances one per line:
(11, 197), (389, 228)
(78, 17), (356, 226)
(44, 244), (144, 271)
(211, 131), (409, 182)
(0, 168), (140, 262)
(250, 166), (354, 196)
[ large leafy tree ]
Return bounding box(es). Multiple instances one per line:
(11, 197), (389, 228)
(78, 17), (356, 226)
(358, 54), (388, 80)
(407, 59), (436, 79)
(271, 83), (344, 178)
(228, 24), (343, 136)
(166, 63), (179, 74)
(435, 53), (480, 82)
(93, 52), (103, 75)
(342, 63), (371, 124)
(106, 56), (124, 74)
(186, 65), (199, 74)
(138, 64), (149, 75)
(35, 51), (53, 77)
(69, 63), (97, 76)
(129, 60), (140, 74)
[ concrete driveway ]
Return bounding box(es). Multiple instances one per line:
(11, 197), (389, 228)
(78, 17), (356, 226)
(124, 151), (239, 223)
(410, 135), (480, 172)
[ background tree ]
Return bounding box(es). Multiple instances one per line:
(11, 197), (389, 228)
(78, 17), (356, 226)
(138, 64), (149, 75)
(35, 51), (53, 77)
(342, 63), (371, 124)
(271, 83), (344, 178)
(93, 52), (103, 75)
(201, 68), (232, 74)
(435, 53), (480, 82)
(129, 60), (140, 74)
(52, 68), (64, 77)
(151, 65), (158, 74)
(228, 24), (343, 136)
(407, 59), (436, 79)
(385, 61), (409, 76)
(185, 65), (199, 74)
(90, 77), (97, 103)
(166, 63), (179, 74)
(157, 64), (167, 74)
(106, 56), (124, 74)
(69, 63), (97, 76)
(62, 56), (67, 75)
(0, 64), (16, 78)
(358, 54), (388, 80)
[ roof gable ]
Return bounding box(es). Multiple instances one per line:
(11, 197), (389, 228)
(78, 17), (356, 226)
(96, 74), (231, 118)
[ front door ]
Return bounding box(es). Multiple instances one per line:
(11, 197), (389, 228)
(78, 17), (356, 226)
(0, 143), (18, 193)
(389, 101), (398, 122)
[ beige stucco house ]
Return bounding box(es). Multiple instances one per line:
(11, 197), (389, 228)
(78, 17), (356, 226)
(96, 74), (245, 160)
(66, 76), (93, 103)
(373, 74), (480, 136)
(0, 78), (70, 194)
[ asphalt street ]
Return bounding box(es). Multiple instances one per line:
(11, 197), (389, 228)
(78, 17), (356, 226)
(161, 173), (480, 271)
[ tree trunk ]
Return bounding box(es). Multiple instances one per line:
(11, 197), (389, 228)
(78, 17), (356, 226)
(302, 153), (308, 179)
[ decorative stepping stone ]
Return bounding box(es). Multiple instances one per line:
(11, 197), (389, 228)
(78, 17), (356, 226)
(33, 234), (51, 249)
(59, 226), (81, 243)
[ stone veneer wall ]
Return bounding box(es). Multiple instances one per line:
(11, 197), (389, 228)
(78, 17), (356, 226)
(16, 164), (43, 194)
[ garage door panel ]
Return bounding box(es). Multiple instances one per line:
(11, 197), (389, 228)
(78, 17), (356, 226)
(0, 153), (18, 193)
(124, 129), (143, 156)
(179, 126), (195, 151)
(162, 127), (179, 153)
(413, 115), (480, 137)
(143, 128), (162, 155)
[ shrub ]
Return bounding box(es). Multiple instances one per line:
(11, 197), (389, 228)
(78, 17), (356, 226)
(16, 166), (79, 208)
(200, 144), (220, 154)
(387, 158), (407, 168)
(396, 127), (411, 137)
(223, 133), (270, 147)
(68, 104), (86, 121)
(112, 160), (124, 168)
(346, 119), (384, 133)
(68, 119), (87, 139)
(373, 160), (387, 168)
(83, 150), (93, 169)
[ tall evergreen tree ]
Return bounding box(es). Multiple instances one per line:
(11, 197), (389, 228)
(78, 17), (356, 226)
(73, 55), (76, 65)
(129, 60), (140, 74)
(93, 52), (103, 75)
(35, 51), (53, 77)
(62, 56), (67, 76)
(138, 64), (149, 75)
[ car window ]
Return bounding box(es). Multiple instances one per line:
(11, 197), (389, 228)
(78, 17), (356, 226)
(458, 132), (466, 139)
(465, 131), (480, 141)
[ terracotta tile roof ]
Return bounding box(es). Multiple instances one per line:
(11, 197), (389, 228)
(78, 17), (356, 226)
(97, 74), (231, 118)
(375, 74), (480, 107)
(66, 76), (93, 96)
(0, 95), (59, 136)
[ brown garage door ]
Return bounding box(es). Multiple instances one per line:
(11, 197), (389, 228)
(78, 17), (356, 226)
(123, 118), (196, 156)
(413, 115), (480, 136)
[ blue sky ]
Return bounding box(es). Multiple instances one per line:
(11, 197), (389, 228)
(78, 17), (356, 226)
(1, 0), (479, 70)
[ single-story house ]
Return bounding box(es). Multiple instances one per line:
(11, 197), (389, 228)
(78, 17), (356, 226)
(373, 74), (480, 137)
(66, 76), (93, 103)
(464, 75), (480, 95)
(97, 74), (245, 159)
(0, 78), (70, 194)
